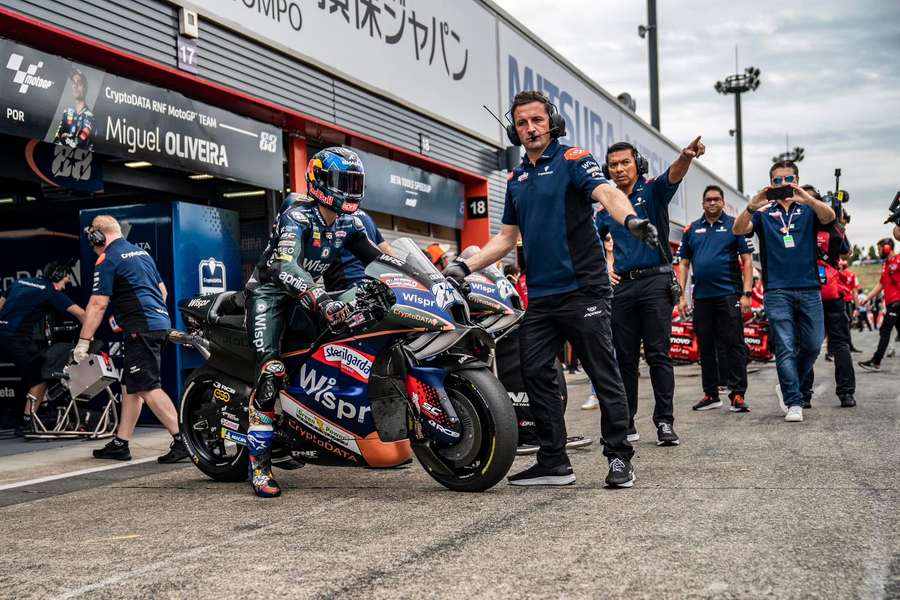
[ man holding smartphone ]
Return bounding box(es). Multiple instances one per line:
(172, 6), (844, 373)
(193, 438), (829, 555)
(733, 161), (835, 422)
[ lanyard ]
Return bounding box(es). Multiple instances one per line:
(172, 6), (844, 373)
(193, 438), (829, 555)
(775, 204), (798, 234)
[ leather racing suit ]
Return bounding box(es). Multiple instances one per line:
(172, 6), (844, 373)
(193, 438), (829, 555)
(244, 196), (382, 496)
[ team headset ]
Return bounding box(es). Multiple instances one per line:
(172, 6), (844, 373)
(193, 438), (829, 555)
(504, 96), (567, 146)
(84, 225), (106, 247)
(601, 142), (648, 179)
(878, 237), (895, 259)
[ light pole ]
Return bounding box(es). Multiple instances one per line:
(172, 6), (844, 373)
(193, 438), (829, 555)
(715, 66), (760, 192)
(638, 0), (659, 131)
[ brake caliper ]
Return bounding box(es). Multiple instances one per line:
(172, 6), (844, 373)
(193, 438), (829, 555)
(405, 367), (462, 445)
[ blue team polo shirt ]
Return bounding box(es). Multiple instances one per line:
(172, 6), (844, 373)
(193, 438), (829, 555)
(595, 169), (680, 272)
(0, 276), (75, 337)
(677, 213), (754, 299)
(751, 201), (821, 290)
(92, 238), (171, 333)
(501, 140), (611, 299)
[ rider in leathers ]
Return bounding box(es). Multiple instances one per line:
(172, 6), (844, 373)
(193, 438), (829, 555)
(245, 147), (383, 498)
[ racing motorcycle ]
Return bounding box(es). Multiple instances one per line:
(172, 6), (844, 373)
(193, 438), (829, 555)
(171, 239), (517, 493)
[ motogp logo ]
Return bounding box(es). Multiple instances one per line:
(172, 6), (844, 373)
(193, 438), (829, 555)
(6, 54), (54, 94)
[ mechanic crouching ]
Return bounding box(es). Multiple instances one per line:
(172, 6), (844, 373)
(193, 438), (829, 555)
(244, 147), (384, 498)
(0, 261), (84, 435)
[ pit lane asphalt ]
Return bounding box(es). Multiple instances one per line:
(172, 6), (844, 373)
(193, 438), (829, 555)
(1, 329), (898, 599)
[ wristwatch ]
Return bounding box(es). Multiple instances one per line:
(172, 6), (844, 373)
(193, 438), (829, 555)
(743, 291), (753, 298)
(745, 205), (755, 215)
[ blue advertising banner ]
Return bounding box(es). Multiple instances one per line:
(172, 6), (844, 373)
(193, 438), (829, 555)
(354, 148), (465, 229)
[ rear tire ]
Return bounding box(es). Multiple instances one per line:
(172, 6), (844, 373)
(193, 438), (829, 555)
(413, 368), (517, 492)
(179, 370), (248, 482)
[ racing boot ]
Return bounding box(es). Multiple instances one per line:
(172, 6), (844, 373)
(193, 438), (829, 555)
(248, 360), (285, 498)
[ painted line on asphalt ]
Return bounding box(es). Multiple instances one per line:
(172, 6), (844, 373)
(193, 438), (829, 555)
(52, 498), (355, 600)
(0, 457), (158, 491)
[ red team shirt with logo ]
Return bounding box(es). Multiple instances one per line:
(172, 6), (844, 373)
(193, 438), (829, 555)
(882, 255), (900, 305)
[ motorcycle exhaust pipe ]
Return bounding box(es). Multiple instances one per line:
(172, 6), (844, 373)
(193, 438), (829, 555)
(167, 329), (211, 360)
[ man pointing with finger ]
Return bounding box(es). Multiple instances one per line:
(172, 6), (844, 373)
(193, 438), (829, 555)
(596, 136), (705, 447)
(444, 90), (658, 488)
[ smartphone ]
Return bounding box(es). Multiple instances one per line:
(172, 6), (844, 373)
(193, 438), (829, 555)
(766, 186), (793, 201)
(817, 264), (827, 285)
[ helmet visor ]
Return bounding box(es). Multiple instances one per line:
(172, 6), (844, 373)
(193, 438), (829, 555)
(322, 169), (364, 198)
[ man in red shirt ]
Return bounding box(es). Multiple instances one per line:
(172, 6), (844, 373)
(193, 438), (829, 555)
(859, 231), (900, 371)
(837, 260), (863, 352)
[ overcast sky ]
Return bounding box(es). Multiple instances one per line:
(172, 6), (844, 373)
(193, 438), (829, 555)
(493, 0), (900, 250)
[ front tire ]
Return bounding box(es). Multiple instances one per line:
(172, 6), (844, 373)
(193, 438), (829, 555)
(413, 368), (517, 492)
(179, 370), (248, 482)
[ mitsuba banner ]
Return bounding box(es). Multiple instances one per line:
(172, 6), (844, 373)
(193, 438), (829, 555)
(181, 0), (501, 142)
(498, 23), (742, 225)
(0, 38), (283, 189)
(354, 149), (464, 229)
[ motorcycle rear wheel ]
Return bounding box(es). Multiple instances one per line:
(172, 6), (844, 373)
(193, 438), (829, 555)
(179, 371), (248, 482)
(413, 367), (517, 492)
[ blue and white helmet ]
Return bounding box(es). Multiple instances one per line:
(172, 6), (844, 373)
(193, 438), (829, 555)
(305, 147), (365, 214)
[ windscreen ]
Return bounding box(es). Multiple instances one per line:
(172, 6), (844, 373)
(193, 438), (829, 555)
(387, 238), (444, 278)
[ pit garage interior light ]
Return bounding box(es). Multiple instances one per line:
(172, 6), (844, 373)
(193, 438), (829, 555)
(124, 161), (153, 168)
(189, 173), (214, 180)
(222, 189), (266, 198)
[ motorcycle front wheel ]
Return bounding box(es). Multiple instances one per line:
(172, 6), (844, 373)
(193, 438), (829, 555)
(413, 367), (517, 492)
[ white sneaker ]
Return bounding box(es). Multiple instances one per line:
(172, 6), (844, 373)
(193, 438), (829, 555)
(785, 405), (803, 422)
(775, 384), (788, 414)
(581, 395), (599, 410)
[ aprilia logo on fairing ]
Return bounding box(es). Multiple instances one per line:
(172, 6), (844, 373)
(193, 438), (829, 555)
(322, 344), (372, 379)
(298, 364), (371, 424)
(431, 282), (455, 310)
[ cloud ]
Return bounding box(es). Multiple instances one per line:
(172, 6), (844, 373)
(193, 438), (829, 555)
(493, 0), (900, 247)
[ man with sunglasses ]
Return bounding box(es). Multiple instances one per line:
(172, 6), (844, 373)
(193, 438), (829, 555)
(676, 185), (754, 413)
(595, 136), (705, 447)
(733, 161), (836, 422)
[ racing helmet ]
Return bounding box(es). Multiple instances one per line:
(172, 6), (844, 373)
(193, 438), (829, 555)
(305, 147), (365, 214)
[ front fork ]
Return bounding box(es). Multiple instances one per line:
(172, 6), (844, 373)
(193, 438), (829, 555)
(405, 367), (463, 445)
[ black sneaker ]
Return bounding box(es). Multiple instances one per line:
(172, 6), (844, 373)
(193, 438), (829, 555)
(692, 395), (722, 411)
(839, 395), (856, 407)
(565, 435), (593, 450)
(516, 443), (540, 456)
(14, 417), (34, 437)
(825, 353), (833, 362)
(802, 398), (813, 409)
(158, 438), (190, 463)
(93, 439), (131, 461)
(605, 457), (635, 488)
(508, 462), (575, 486)
(858, 360), (880, 372)
(656, 422), (680, 446)
(851, 347), (863, 353)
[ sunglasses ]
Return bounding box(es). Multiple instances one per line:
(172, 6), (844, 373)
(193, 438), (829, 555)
(771, 175), (796, 185)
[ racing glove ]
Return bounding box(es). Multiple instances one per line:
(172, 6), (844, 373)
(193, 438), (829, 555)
(73, 338), (91, 364)
(625, 215), (659, 248)
(320, 299), (352, 324)
(442, 259), (471, 284)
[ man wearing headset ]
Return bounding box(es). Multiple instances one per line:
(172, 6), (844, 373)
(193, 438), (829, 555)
(444, 90), (658, 488)
(76, 215), (187, 463)
(858, 229), (900, 372)
(595, 136), (705, 447)
(0, 261), (84, 435)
